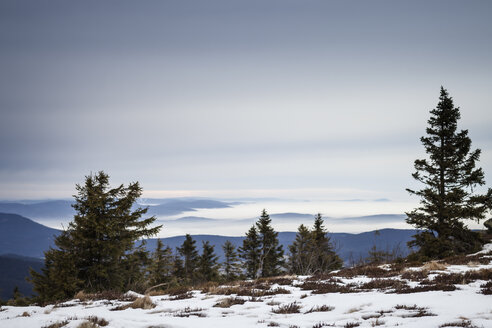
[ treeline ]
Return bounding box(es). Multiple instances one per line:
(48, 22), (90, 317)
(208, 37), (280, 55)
(26, 172), (342, 304)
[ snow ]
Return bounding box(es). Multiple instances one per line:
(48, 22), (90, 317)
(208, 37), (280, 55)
(1, 245), (492, 328)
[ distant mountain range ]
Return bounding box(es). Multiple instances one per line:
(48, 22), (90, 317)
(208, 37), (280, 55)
(0, 212), (417, 300)
(0, 254), (43, 301)
(0, 198), (234, 220)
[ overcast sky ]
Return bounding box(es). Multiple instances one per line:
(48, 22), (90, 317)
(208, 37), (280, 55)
(1, 0), (491, 201)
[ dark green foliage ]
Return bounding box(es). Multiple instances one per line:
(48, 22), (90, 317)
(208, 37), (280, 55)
(289, 214), (342, 275)
(222, 240), (241, 281)
(149, 239), (174, 286)
(289, 224), (313, 275)
(198, 241), (220, 282)
(177, 234), (199, 284)
(256, 209), (285, 277)
(30, 171), (161, 302)
(406, 87), (492, 259)
(239, 225), (261, 279)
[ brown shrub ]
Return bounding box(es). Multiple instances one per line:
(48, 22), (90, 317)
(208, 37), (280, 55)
(394, 284), (456, 294)
(335, 266), (400, 278)
(87, 316), (109, 326)
(305, 305), (334, 313)
(173, 307), (205, 317)
(480, 281), (492, 295)
(359, 279), (408, 291)
(300, 281), (356, 294)
(42, 321), (69, 328)
(169, 292), (193, 300)
(439, 320), (477, 327)
(344, 322), (360, 328)
(401, 270), (429, 281)
(272, 302), (302, 314)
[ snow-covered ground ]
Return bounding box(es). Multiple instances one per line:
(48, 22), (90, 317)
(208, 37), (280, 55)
(2, 246), (491, 328)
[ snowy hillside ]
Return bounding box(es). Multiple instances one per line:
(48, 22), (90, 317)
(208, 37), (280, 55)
(1, 245), (491, 328)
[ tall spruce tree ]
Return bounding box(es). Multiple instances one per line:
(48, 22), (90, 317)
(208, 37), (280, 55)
(177, 234), (199, 284)
(256, 209), (284, 277)
(222, 240), (241, 281)
(198, 241), (219, 282)
(30, 171), (160, 302)
(239, 226), (261, 279)
(406, 87), (492, 259)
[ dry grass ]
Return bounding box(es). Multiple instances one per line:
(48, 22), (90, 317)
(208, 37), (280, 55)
(344, 322), (360, 328)
(173, 307), (206, 317)
(439, 320), (477, 327)
(267, 322), (280, 327)
(213, 286), (290, 297)
(305, 305), (334, 313)
(74, 290), (136, 302)
(422, 261), (447, 271)
(272, 302), (302, 314)
(76, 321), (98, 328)
(395, 304), (436, 317)
(213, 297), (246, 308)
(86, 316), (109, 326)
(112, 295), (155, 311)
(42, 321), (69, 328)
(20, 311), (30, 317)
(169, 292), (193, 300)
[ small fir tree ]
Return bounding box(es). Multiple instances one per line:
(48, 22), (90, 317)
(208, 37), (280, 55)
(239, 226), (261, 279)
(198, 241), (219, 282)
(288, 214), (342, 275)
(288, 224), (313, 275)
(222, 240), (242, 281)
(149, 239), (174, 286)
(177, 234), (199, 284)
(256, 209), (284, 277)
(406, 87), (492, 258)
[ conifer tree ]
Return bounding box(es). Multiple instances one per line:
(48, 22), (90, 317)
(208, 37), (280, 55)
(239, 226), (261, 279)
(311, 213), (342, 272)
(177, 234), (199, 284)
(149, 239), (174, 286)
(30, 171), (160, 302)
(288, 214), (342, 275)
(198, 241), (219, 282)
(288, 224), (313, 275)
(406, 87), (492, 258)
(256, 209), (284, 277)
(222, 240), (241, 281)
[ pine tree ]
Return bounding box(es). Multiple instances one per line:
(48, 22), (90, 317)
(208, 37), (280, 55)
(149, 239), (174, 286)
(177, 234), (199, 284)
(288, 224), (313, 275)
(406, 87), (492, 259)
(198, 241), (219, 282)
(256, 209), (284, 277)
(311, 213), (343, 273)
(222, 240), (241, 281)
(288, 214), (342, 275)
(30, 171), (160, 302)
(239, 225), (261, 279)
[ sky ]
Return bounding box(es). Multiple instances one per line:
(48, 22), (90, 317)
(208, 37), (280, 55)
(1, 0), (491, 205)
